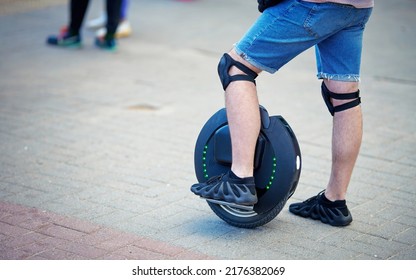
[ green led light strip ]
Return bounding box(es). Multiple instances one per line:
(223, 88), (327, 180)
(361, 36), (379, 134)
(266, 157), (277, 190)
(202, 145), (209, 178)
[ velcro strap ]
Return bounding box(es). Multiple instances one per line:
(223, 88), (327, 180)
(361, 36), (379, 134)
(328, 90), (360, 100)
(229, 75), (257, 84)
(333, 98), (361, 113)
(229, 56), (258, 81)
(322, 82), (360, 100)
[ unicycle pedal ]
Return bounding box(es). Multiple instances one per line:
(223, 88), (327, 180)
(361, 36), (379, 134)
(203, 198), (255, 211)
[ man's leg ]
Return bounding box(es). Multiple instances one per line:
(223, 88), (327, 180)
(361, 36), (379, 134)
(190, 49), (262, 206)
(69, 0), (90, 35)
(45, 0), (87, 47)
(225, 49), (262, 179)
(105, 0), (122, 36)
(95, 0), (121, 49)
(120, 0), (129, 20)
(289, 79), (362, 226)
(324, 80), (362, 201)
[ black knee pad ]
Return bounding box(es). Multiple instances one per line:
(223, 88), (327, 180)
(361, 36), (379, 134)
(258, 0), (284, 13)
(217, 53), (258, 91)
(321, 82), (361, 116)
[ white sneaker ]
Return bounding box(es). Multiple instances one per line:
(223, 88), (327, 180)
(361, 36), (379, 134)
(95, 20), (132, 39)
(87, 14), (107, 29)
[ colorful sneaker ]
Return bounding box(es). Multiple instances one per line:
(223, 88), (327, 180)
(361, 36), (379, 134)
(96, 20), (132, 39)
(191, 171), (258, 206)
(289, 190), (352, 226)
(46, 31), (81, 48)
(94, 35), (117, 51)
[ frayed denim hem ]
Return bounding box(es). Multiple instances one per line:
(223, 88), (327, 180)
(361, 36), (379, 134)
(317, 72), (361, 82)
(234, 46), (277, 74)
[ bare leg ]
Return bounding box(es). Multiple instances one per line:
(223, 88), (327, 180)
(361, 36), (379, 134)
(324, 80), (363, 201)
(190, 50), (262, 205)
(225, 49), (262, 178)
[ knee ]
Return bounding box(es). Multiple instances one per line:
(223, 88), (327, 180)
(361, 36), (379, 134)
(321, 81), (361, 116)
(217, 51), (259, 91)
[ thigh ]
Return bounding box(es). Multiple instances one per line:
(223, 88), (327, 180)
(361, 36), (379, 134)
(315, 6), (373, 81)
(235, 0), (322, 73)
(235, 0), (372, 76)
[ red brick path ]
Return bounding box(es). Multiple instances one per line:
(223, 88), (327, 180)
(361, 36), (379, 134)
(0, 202), (212, 260)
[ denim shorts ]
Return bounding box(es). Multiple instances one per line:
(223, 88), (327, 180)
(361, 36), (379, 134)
(234, 0), (373, 81)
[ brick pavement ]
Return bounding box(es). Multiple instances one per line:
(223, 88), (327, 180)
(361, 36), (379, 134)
(0, 201), (211, 260)
(0, 0), (415, 261)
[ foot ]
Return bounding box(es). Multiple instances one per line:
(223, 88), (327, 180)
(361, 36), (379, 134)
(191, 171), (258, 205)
(94, 35), (117, 51)
(289, 190), (352, 226)
(46, 30), (81, 48)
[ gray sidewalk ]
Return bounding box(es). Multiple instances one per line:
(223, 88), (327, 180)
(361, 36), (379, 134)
(0, 0), (415, 260)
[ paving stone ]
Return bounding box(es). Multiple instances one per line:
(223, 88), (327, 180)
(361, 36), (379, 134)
(0, 0), (415, 262)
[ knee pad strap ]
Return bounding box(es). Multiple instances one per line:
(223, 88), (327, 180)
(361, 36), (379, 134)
(218, 53), (258, 91)
(321, 82), (361, 116)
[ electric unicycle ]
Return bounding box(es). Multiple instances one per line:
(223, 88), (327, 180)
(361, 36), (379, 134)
(194, 106), (302, 228)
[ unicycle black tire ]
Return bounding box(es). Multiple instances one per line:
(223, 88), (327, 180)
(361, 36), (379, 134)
(207, 193), (289, 229)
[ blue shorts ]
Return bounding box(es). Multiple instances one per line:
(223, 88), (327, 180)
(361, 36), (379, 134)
(234, 0), (373, 82)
